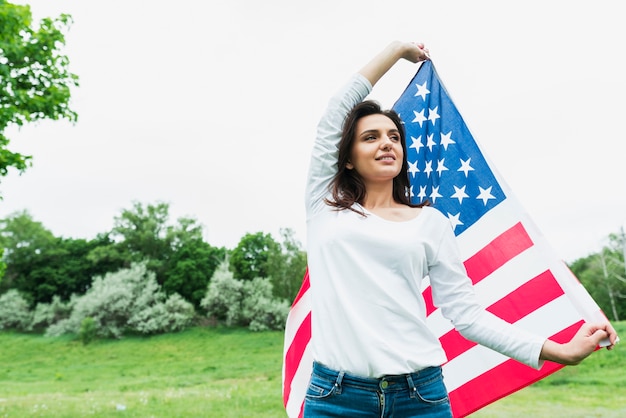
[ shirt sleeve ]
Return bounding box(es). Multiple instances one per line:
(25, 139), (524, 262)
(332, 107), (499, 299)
(305, 73), (372, 219)
(427, 212), (546, 369)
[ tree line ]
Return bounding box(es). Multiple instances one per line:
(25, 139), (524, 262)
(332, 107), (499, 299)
(1, 200), (624, 342)
(0, 202), (307, 339)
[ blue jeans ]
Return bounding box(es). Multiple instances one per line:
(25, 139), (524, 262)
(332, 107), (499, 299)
(303, 362), (452, 418)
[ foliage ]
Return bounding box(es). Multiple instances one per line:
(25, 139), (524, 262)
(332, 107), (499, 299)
(0, 288), (31, 329)
(0, 248), (5, 285)
(127, 292), (195, 334)
(230, 231), (279, 282)
(162, 237), (226, 309)
(0, 210), (125, 305)
(571, 230), (626, 322)
(265, 227), (307, 301)
(201, 259), (243, 326)
(230, 228), (306, 302)
(30, 295), (73, 330)
(78, 316), (96, 345)
(0, 1), (79, 177)
(201, 260), (288, 331)
(0, 209), (56, 259)
(109, 201), (206, 284)
(45, 262), (195, 338)
(0, 203), (223, 310)
(241, 277), (289, 331)
(0, 209), (56, 300)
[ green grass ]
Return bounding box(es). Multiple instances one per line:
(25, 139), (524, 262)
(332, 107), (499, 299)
(0, 322), (623, 417)
(0, 327), (286, 417)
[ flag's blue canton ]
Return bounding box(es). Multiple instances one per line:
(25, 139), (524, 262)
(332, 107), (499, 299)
(392, 60), (506, 236)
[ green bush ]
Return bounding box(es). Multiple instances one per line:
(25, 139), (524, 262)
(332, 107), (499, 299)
(79, 316), (97, 345)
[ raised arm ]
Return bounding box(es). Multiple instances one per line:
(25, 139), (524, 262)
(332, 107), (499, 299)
(358, 41), (430, 87)
(306, 41), (430, 217)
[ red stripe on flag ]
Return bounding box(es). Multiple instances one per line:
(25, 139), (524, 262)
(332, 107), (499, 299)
(291, 270), (310, 307)
(448, 320), (584, 417)
(423, 286), (436, 316)
(487, 270), (565, 322)
(423, 223), (533, 316)
(440, 269), (567, 362)
(282, 311), (311, 407)
(464, 222), (533, 284)
(440, 329), (477, 361)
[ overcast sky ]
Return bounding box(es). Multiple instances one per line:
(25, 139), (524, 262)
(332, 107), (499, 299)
(3, 0), (625, 262)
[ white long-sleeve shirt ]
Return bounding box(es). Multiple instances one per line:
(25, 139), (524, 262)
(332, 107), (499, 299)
(305, 73), (545, 378)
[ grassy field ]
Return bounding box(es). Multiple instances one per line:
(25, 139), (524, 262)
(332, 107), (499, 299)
(0, 322), (623, 417)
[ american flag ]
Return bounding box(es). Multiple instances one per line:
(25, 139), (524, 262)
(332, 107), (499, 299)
(282, 60), (609, 418)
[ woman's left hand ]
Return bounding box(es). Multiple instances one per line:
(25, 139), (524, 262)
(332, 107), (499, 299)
(540, 321), (618, 365)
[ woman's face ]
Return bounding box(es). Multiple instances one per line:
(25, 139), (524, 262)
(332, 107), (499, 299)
(347, 114), (404, 184)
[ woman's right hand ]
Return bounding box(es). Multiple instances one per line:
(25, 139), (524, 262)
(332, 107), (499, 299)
(359, 41), (430, 87)
(396, 41), (430, 63)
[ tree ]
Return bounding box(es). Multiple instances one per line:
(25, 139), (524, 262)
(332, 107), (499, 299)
(229, 231), (279, 282)
(265, 228), (307, 301)
(0, 209), (57, 296)
(163, 238), (226, 309)
(109, 201), (204, 284)
(571, 231), (626, 322)
(0, 1), (79, 177)
(0, 211), (125, 305)
(0, 249), (5, 285)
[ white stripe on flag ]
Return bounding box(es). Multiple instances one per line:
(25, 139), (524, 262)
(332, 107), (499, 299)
(442, 295), (585, 392)
(284, 343), (312, 418)
(283, 291), (310, 345)
(425, 246), (550, 339)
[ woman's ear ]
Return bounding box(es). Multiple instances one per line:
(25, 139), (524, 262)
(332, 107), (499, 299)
(346, 161), (354, 170)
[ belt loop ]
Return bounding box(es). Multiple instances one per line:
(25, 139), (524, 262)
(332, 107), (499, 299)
(406, 373), (417, 399)
(334, 371), (344, 395)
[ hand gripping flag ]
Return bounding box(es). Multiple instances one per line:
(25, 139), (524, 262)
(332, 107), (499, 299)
(282, 60), (611, 418)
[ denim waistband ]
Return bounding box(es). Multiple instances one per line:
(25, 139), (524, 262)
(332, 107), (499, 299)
(312, 361), (442, 392)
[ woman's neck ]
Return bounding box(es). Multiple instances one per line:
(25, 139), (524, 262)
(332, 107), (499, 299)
(362, 183), (398, 209)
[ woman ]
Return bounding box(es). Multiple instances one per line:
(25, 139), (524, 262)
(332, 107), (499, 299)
(303, 41), (618, 417)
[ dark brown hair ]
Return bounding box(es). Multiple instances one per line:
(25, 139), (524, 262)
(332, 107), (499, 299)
(325, 100), (428, 215)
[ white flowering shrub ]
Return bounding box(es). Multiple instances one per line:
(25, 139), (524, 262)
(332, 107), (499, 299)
(31, 295), (74, 330)
(128, 293), (195, 334)
(241, 277), (289, 331)
(45, 262), (195, 338)
(200, 261), (243, 326)
(201, 261), (289, 331)
(0, 289), (32, 330)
